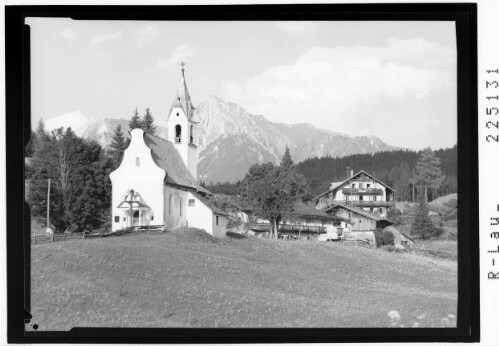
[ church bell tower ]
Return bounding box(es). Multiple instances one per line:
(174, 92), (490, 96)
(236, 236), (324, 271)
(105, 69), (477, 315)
(166, 62), (199, 180)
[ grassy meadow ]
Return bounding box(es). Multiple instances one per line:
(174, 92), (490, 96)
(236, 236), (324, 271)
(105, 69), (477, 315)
(31, 229), (457, 330)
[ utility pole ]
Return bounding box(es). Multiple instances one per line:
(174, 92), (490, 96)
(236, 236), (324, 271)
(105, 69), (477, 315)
(46, 178), (52, 233)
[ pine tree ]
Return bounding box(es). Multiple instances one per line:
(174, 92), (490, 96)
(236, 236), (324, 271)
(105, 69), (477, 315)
(142, 107), (157, 135)
(411, 194), (443, 239)
(109, 124), (127, 167)
(281, 145), (294, 169)
(412, 148), (445, 203)
(128, 107), (142, 130)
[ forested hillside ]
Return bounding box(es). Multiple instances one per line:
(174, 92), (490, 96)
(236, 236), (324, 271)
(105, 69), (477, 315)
(295, 146), (457, 199)
(207, 146), (457, 201)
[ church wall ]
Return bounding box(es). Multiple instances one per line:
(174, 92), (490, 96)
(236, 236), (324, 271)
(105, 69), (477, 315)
(187, 145), (199, 179)
(163, 185), (188, 229)
(109, 129), (166, 232)
(212, 214), (227, 238)
(185, 191), (226, 237)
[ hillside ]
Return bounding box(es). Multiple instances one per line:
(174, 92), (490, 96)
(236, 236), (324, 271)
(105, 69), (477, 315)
(295, 146), (457, 197)
(195, 96), (400, 183)
(31, 230), (457, 330)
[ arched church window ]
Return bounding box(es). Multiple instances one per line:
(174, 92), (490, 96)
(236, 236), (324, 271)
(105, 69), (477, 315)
(175, 125), (182, 143)
(136, 157), (140, 166)
(169, 194), (173, 214)
(190, 125), (194, 144)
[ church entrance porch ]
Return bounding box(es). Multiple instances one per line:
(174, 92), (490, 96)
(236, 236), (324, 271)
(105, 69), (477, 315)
(116, 189), (152, 230)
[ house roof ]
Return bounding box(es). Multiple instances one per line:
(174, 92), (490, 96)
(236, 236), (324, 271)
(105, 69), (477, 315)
(168, 65), (195, 120)
(190, 191), (229, 216)
(226, 195), (350, 223)
(143, 132), (211, 195)
(324, 203), (393, 223)
(400, 232), (415, 242)
(316, 170), (395, 199)
(287, 201), (347, 221)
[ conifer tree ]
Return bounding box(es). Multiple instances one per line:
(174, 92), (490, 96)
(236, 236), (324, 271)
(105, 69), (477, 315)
(411, 194), (443, 239)
(109, 124), (127, 167)
(281, 145), (294, 169)
(413, 148), (445, 203)
(128, 107), (142, 130)
(142, 107), (157, 135)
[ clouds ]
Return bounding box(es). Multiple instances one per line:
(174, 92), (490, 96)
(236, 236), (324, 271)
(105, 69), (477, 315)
(59, 27), (83, 43)
(275, 21), (317, 35)
(44, 110), (93, 136)
(89, 31), (123, 45)
(221, 38), (456, 148)
(156, 43), (197, 71)
(133, 24), (160, 47)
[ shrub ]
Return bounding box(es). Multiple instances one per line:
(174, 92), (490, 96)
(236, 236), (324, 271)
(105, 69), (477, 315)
(387, 207), (403, 225)
(374, 228), (395, 247)
(411, 195), (444, 239)
(381, 230), (395, 245)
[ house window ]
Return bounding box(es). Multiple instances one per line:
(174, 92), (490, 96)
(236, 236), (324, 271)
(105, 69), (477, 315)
(367, 183), (370, 188)
(188, 199), (195, 206)
(151, 215), (154, 221)
(175, 125), (182, 143)
(176, 112), (179, 116)
(114, 216), (120, 223)
(216, 215), (219, 225)
(359, 195), (363, 201)
(135, 157), (140, 166)
(401, 240), (408, 245)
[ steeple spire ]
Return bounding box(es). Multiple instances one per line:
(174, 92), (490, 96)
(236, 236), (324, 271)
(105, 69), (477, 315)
(180, 61), (186, 76)
(169, 61), (195, 119)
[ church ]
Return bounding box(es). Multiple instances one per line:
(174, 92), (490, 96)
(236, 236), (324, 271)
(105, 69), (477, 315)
(109, 64), (228, 237)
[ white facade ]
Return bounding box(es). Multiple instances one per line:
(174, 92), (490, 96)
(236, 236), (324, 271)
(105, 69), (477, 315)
(166, 106), (199, 179)
(110, 129), (165, 231)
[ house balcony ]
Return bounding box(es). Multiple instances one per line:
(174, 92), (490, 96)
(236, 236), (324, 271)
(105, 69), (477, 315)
(336, 200), (395, 208)
(249, 223), (326, 233)
(342, 188), (384, 195)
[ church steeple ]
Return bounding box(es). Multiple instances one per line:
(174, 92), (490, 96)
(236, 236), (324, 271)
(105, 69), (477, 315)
(166, 62), (199, 180)
(169, 61), (195, 120)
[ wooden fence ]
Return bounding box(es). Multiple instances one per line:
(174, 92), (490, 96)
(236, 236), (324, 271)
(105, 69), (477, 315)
(31, 232), (86, 244)
(31, 225), (165, 244)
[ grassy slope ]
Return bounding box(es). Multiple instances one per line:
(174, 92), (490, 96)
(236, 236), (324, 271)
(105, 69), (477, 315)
(430, 193), (458, 206)
(31, 229), (457, 330)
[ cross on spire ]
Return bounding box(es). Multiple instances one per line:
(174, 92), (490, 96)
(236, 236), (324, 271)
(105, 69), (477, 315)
(180, 61), (186, 75)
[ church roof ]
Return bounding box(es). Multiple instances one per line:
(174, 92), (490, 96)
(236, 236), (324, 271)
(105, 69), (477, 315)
(169, 63), (195, 120)
(143, 132), (211, 195)
(190, 191), (229, 216)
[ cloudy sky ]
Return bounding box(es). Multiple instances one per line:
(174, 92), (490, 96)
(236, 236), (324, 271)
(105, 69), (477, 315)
(27, 18), (457, 150)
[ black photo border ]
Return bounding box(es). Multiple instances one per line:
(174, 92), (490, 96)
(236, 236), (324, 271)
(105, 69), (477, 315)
(5, 3), (479, 343)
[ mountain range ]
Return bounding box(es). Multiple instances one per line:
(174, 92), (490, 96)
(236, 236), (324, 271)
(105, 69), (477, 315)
(78, 96), (400, 183)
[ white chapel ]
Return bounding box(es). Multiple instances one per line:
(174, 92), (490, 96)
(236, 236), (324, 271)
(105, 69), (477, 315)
(109, 64), (228, 237)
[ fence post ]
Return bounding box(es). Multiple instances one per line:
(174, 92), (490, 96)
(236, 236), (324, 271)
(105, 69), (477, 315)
(51, 234), (54, 242)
